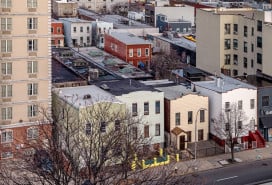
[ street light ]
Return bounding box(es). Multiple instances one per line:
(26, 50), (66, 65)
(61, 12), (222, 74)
(194, 108), (208, 161)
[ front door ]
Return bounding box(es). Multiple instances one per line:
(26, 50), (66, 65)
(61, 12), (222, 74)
(180, 135), (185, 150)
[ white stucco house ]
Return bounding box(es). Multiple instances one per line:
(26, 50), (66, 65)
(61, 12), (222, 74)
(60, 18), (92, 47)
(91, 20), (113, 49)
(96, 79), (165, 149)
(193, 74), (262, 148)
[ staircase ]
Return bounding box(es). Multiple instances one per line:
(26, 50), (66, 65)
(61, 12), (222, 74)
(249, 131), (266, 148)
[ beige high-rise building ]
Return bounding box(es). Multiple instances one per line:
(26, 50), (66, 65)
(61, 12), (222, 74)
(0, 0), (51, 159)
(196, 8), (272, 77)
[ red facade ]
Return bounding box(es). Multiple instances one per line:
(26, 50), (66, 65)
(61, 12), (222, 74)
(104, 34), (152, 70)
(51, 21), (64, 47)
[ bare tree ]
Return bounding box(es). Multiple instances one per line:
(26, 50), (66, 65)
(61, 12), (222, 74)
(212, 103), (253, 162)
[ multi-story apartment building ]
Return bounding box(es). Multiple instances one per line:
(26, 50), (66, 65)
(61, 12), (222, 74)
(196, 8), (272, 77)
(104, 32), (152, 70)
(51, 19), (64, 47)
(60, 18), (92, 47)
(91, 20), (113, 49)
(0, 0), (51, 159)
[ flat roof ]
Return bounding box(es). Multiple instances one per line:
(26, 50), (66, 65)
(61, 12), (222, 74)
(95, 79), (160, 96)
(78, 8), (153, 29)
(109, 32), (152, 45)
(193, 74), (257, 93)
(59, 18), (92, 23)
(235, 74), (272, 88)
(55, 85), (121, 109)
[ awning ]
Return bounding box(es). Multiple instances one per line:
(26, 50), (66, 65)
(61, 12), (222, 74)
(260, 117), (272, 128)
(171, 127), (186, 136)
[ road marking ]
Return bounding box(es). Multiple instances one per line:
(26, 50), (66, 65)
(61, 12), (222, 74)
(216, 176), (238, 182)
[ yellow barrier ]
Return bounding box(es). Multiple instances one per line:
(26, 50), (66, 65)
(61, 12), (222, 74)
(141, 155), (170, 169)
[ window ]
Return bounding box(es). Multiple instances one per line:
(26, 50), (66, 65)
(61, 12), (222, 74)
(198, 129), (204, 141)
(187, 131), (191, 142)
(87, 36), (90, 44)
(244, 26), (247, 37)
(238, 100), (243, 110)
(1, 130), (12, 143)
(251, 59), (254, 68)
(144, 102), (149, 115)
(1, 85), (12, 97)
(137, 48), (141, 57)
(1, 40), (12, 52)
(27, 61), (38, 73)
(80, 26), (83, 32)
(145, 48), (149, 56)
(225, 123), (230, 131)
(224, 39), (231, 50)
(238, 121), (242, 129)
(155, 101), (160, 114)
(257, 53), (262, 64)
(175, 112), (180, 125)
(1, 62), (12, 75)
(1, 18), (12, 31)
(57, 27), (61, 33)
(200, 110), (205, 122)
(224, 24), (230, 34)
(132, 103), (137, 116)
(73, 27), (76, 33)
(28, 104), (38, 117)
(257, 37), (262, 48)
(233, 69), (238, 76)
(155, 124), (160, 136)
(144, 125), (149, 138)
(224, 54), (230, 65)
(262, 96), (269, 107)
(1, 152), (13, 159)
(27, 18), (37, 30)
(115, 120), (120, 131)
(1, 0), (11, 8)
(132, 127), (137, 139)
(27, 83), (38, 95)
(100, 121), (106, 132)
(1, 107), (12, 120)
(250, 99), (255, 109)
(251, 43), (254, 52)
(85, 123), (91, 135)
(251, 27), (254, 36)
(27, 127), (38, 139)
(188, 111), (192, 124)
(257, 20), (262, 32)
(129, 49), (133, 57)
(233, 24), (238, 34)
(28, 39), (38, 51)
(233, 54), (238, 65)
(233, 39), (238, 50)
(243, 57), (247, 68)
(27, 0), (37, 8)
(225, 102), (230, 111)
(244, 42), (247, 53)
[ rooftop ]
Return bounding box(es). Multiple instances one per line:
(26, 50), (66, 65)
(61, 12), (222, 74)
(193, 74), (257, 93)
(95, 79), (160, 96)
(235, 74), (272, 88)
(55, 85), (121, 109)
(59, 18), (92, 23)
(108, 32), (152, 45)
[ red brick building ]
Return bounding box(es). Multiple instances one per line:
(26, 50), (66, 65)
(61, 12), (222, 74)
(104, 32), (152, 70)
(51, 19), (65, 47)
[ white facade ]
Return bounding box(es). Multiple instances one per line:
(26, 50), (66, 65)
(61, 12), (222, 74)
(92, 20), (113, 48)
(128, 11), (145, 22)
(193, 75), (257, 139)
(60, 18), (92, 47)
(116, 91), (165, 147)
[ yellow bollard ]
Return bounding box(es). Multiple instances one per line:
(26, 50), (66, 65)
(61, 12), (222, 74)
(131, 161), (136, 171)
(154, 157), (157, 166)
(134, 153), (138, 161)
(142, 159), (145, 169)
(176, 154), (179, 162)
(159, 148), (163, 157)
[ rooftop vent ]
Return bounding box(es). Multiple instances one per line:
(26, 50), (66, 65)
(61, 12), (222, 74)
(100, 84), (110, 90)
(83, 94), (91, 99)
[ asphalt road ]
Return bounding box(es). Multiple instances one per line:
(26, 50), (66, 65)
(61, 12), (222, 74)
(182, 158), (272, 185)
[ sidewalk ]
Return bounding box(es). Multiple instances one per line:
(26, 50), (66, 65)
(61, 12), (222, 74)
(174, 142), (272, 174)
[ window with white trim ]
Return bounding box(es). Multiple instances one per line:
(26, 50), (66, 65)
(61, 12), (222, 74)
(1, 107), (12, 120)
(28, 104), (38, 117)
(28, 39), (38, 51)
(129, 49), (133, 57)
(27, 83), (38, 95)
(27, 127), (38, 139)
(27, 18), (38, 30)
(1, 151), (13, 159)
(27, 61), (38, 73)
(1, 130), (13, 143)
(145, 48), (149, 56)
(1, 18), (12, 31)
(137, 48), (141, 57)
(1, 40), (12, 52)
(27, 0), (37, 8)
(1, 0), (11, 8)
(1, 62), (12, 75)
(1, 84), (12, 98)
